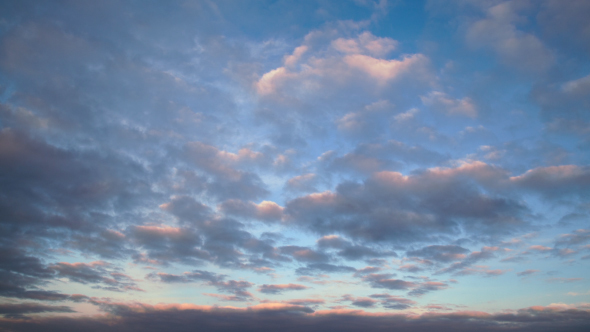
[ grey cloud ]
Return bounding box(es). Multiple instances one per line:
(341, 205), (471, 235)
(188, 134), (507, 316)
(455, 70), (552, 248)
(151, 270), (224, 284)
(183, 142), (269, 201)
(323, 140), (447, 175)
(407, 281), (449, 297)
(296, 263), (356, 276)
(5, 301), (589, 332)
(258, 283), (309, 294)
(285, 173), (318, 193)
(436, 247), (498, 275)
(317, 235), (397, 261)
(353, 266), (382, 277)
(341, 295), (377, 308)
(360, 273), (448, 297)
(537, 0), (590, 56)
(517, 270), (539, 277)
(0, 303), (75, 319)
(462, 1), (554, 73)
(285, 299), (325, 306)
(511, 166), (590, 199)
(129, 225), (209, 266)
(531, 75), (590, 124)
(279, 246), (330, 263)
(218, 199), (284, 223)
(0, 0), (589, 326)
(0, 271), (69, 302)
(361, 273), (416, 290)
(555, 229), (590, 247)
(67, 229), (131, 260)
(159, 196), (279, 268)
(0, 247), (55, 279)
(51, 261), (142, 292)
(285, 163), (528, 245)
(0, 247), (73, 301)
(407, 245), (470, 263)
(369, 293), (416, 310)
(158, 196), (212, 225)
(148, 270), (253, 301)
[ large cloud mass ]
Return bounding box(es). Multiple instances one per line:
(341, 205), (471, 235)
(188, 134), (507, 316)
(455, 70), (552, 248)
(0, 0), (589, 330)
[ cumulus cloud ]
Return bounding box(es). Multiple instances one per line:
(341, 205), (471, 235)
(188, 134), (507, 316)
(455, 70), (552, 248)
(285, 162), (529, 245)
(259, 283), (309, 294)
(147, 270), (253, 301)
(517, 269), (539, 277)
(407, 245), (470, 263)
(256, 31), (431, 98)
(421, 91), (477, 118)
(356, 273), (448, 298)
(463, 1), (554, 72)
(51, 261), (142, 292)
(555, 229), (590, 247)
(369, 293), (416, 310)
(285, 173), (318, 193)
(510, 166), (590, 198)
(322, 140), (448, 174)
(219, 199), (284, 222)
(436, 247), (500, 275)
(0, 303), (75, 319)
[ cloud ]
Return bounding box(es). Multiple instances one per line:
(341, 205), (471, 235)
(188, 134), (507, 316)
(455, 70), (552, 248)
(547, 278), (583, 284)
(407, 245), (470, 263)
(183, 142), (269, 200)
(421, 91), (477, 118)
(323, 140), (448, 174)
(343, 53), (430, 85)
(296, 263), (357, 276)
(331, 31), (398, 58)
(0, 247), (55, 279)
(51, 261), (142, 292)
(407, 281), (450, 297)
(219, 199), (284, 222)
(285, 298), (325, 306)
(463, 1), (554, 72)
(279, 246), (330, 263)
(555, 229), (590, 247)
(517, 270), (539, 277)
(147, 270), (253, 301)
(537, 0), (590, 55)
(340, 294), (378, 308)
(256, 30), (430, 97)
(285, 162), (528, 245)
(531, 73), (590, 122)
(252, 27), (434, 147)
(510, 166), (590, 199)
(0, 303), (75, 319)
(0, 1), (589, 327)
(285, 173), (318, 193)
(259, 283), (309, 294)
(361, 273), (416, 290)
(130, 225), (209, 266)
(317, 235), (397, 261)
(157, 195), (281, 268)
(369, 293), (416, 310)
(3, 301), (590, 332)
(0, 271), (69, 301)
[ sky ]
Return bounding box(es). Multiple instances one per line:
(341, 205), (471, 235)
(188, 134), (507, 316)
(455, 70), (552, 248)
(0, 0), (589, 331)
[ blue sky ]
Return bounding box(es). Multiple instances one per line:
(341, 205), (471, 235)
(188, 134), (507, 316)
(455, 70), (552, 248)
(0, 1), (589, 331)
